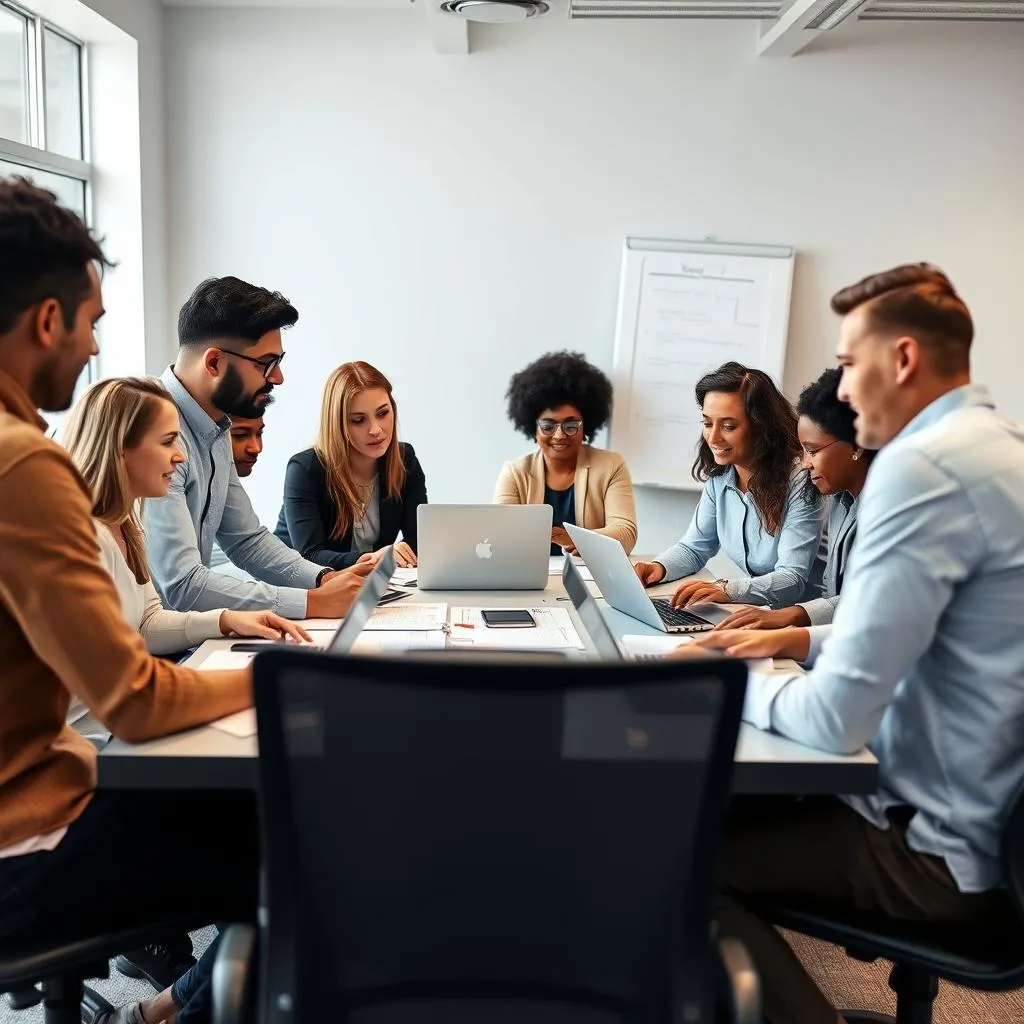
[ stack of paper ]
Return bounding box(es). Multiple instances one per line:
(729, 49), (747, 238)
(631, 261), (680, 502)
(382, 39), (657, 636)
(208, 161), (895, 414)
(391, 567), (418, 586)
(448, 606), (585, 650)
(352, 631), (446, 654)
(363, 603), (447, 631)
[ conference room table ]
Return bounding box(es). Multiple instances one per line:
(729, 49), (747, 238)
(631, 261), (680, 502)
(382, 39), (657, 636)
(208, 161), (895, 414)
(98, 566), (878, 796)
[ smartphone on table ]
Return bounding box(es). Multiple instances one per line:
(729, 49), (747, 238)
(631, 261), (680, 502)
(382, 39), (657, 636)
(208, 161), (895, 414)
(480, 609), (536, 629)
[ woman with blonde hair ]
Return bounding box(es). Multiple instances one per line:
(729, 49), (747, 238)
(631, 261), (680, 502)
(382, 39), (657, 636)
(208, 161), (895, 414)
(275, 361), (427, 569)
(61, 376), (309, 739)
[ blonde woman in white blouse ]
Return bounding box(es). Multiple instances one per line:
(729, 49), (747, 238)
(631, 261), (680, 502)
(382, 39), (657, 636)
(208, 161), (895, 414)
(61, 376), (309, 741)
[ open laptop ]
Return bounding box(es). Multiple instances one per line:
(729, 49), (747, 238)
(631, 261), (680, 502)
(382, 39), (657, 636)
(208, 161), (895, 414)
(564, 524), (717, 634)
(417, 505), (552, 591)
(563, 556), (683, 661)
(327, 546), (398, 653)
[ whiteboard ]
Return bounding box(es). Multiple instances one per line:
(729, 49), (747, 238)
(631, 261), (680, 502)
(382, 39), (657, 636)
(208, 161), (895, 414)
(608, 237), (795, 492)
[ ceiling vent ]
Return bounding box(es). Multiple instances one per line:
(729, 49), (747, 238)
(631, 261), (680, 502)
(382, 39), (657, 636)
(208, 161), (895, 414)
(569, 0), (784, 18)
(860, 0), (1024, 18)
(439, 0), (550, 21)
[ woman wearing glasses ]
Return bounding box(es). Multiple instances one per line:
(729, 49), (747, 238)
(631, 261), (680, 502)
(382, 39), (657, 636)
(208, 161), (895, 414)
(276, 361), (427, 570)
(712, 366), (872, 630)
(495, 351), (637, 555)
(633, 361), (824, 610)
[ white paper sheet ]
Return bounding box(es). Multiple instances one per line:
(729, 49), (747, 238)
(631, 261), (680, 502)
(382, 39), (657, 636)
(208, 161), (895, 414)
(621, 634), (694, 657)
(351, 631), (447, 653)
(198, 650), (257, 670)
(620, 636), (773, 674)
(209, 708), (257, 737)
(547, 556), (594, 581)
(363, 603), (448, 631)
(298, 618), (343, 631)
(391, 567), (418, 585)
(448, 606), (584, 650)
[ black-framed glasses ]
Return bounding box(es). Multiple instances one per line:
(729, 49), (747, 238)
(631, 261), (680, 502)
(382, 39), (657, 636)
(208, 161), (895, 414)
(219, 348), (285, 380)
(537, 418), (582, 437)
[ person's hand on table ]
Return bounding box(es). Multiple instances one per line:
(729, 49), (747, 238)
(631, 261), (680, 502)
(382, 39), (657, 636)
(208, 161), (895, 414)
(633, 560), (666, 587)
(551, 527), (575, 552)
(219, 610), (313, 644)
(692, 626), (811, 662)
(669, 578), (729, 608)
(714, 605), (811, 631)
(307, 559), (374, 617)
(387, 541), (417, 568)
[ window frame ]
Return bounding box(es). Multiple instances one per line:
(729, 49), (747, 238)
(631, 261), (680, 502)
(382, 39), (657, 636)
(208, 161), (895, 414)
(1, 0), (95, 388)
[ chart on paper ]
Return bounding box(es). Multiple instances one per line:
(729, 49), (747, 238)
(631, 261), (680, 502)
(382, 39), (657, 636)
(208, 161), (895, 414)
(610, 240), (794, 491)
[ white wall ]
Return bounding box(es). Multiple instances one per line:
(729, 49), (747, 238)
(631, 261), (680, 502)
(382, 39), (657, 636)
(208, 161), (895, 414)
(164, 8), (1024, 553)
(81, 0), (167, 371)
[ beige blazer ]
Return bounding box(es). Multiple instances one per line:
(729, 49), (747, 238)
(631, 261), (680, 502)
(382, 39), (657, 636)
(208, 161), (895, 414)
(493, 445), (638, 554)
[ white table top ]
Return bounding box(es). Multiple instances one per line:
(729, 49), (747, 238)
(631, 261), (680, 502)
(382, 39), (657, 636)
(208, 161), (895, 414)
(99, 568), (877, 795)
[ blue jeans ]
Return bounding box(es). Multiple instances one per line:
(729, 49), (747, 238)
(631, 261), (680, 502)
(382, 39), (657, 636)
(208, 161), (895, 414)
(171, 932), (222, 1024)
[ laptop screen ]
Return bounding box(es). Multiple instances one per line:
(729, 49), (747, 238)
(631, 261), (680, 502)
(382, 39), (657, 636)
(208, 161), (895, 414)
(562, 557), (623, 661)
(327, 547), (397, 654)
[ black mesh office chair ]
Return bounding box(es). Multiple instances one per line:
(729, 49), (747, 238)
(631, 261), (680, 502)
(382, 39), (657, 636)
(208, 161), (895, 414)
(764, 778), (1024, 1023)
(212, 649), (759, 1024)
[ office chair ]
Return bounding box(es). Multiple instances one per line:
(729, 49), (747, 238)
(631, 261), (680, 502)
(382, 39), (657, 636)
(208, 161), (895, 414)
(765, 778), (1024, 1023)
(212, 648), (759, 1024)
(0, 917), (202, 1024)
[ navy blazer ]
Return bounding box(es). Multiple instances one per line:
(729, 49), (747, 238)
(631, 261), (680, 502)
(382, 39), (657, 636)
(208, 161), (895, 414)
(274, 442), (427, 571)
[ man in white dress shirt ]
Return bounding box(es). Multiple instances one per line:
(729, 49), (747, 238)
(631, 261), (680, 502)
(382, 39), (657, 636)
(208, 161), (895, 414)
(693, 264), (1024, 1024)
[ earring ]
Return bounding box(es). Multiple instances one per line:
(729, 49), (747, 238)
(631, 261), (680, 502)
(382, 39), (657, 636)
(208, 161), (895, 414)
(852, 450), (861, 461)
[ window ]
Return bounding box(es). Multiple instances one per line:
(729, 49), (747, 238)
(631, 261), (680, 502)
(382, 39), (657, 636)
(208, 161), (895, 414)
(0, 1), (93, 399)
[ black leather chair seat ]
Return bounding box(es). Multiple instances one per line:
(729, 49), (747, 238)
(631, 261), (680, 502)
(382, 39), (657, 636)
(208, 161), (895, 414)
(768, 904), (1024, 991)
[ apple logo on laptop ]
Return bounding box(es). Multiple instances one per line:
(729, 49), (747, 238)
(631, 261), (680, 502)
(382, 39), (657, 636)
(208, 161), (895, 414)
(475, 538), (493, 560)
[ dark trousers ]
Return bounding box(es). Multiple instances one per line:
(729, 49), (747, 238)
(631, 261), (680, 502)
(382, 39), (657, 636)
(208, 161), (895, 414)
(714, 797), (1014, 1024)
(0, 789), (259, 1022)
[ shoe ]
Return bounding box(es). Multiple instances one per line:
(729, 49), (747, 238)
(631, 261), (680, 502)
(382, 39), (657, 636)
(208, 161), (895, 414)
(82, 986), (115, 1024)
(114, 934), (196, 991)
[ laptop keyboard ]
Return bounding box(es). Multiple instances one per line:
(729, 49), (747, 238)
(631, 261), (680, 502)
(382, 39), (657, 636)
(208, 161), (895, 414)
(652, 598), (714, 632)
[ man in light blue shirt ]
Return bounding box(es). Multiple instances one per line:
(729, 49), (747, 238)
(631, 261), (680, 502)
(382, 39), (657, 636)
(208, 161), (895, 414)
(694, 265), (1024, 1024)
(145, 277), (369, 620)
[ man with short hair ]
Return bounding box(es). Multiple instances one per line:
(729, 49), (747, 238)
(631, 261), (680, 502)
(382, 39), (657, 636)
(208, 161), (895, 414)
(144, 277), (369, 617)
(0, 178), (262, 1024)
(692, 264), (1024, 1024)
(229, 414), (264, 477)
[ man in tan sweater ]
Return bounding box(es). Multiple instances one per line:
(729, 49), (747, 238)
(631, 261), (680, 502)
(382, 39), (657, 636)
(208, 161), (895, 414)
(0, 178), (261, 1023)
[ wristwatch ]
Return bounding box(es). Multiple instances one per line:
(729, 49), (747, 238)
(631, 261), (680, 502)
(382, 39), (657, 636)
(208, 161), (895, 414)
(715, 578), (731, 596)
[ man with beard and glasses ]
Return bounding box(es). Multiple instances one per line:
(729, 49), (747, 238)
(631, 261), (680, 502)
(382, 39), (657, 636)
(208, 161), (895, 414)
(144, 277), (371, 617)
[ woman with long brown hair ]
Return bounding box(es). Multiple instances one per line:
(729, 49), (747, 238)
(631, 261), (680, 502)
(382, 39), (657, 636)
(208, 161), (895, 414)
(633, 361), (823, 610)
(275, 361), (427, 569)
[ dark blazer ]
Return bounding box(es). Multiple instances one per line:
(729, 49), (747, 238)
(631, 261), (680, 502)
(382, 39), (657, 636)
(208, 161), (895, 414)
(274, 442), (427, 571)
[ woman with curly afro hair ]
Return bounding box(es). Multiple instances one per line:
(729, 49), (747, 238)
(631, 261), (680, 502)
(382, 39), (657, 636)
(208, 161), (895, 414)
(495, 351), (637, 555)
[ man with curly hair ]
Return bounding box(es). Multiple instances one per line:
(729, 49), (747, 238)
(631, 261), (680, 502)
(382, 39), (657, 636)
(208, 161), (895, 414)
(495, 351), (637, 555)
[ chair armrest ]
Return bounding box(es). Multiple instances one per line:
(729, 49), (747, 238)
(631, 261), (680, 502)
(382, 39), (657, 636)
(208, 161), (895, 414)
(212, 924), (257, 1024)
(718, 936), (761, 1024)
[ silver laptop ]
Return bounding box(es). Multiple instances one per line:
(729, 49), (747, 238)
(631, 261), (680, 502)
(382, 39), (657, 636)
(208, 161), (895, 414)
(417, 505), (552, 590)
(562, 558), (684, 662)
(327, 547), (397, 653)
(563, 524), (716, 634)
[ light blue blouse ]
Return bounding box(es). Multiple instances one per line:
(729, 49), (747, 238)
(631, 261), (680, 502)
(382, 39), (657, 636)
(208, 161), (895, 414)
(654, 468), (823, 607)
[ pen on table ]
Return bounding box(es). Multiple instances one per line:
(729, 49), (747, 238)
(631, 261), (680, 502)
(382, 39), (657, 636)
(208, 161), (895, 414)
(452, 622), (475, 629)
